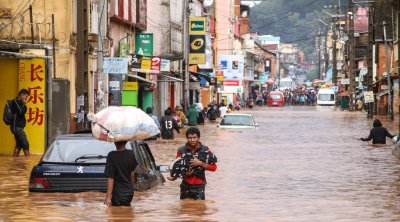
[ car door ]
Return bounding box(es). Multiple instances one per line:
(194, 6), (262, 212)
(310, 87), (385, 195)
(139, 143), (165, 188)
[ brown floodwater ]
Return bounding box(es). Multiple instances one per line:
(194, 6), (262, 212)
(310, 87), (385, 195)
(1, 106), (400, 221)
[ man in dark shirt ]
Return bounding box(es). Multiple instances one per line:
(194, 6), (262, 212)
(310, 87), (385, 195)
(159, 109), (180, 139)
(10, 89), (30, 157)
(361, 119), (394, 144)
(104, 141), (138, 207)
(167, 127), (217, 200)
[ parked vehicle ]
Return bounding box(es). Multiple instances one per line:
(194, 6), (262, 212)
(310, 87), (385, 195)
(268, 91), (284, 107)
(29, 133), (166, 192)
(217, 114), (259, 129)
(317, 88), (336, 106)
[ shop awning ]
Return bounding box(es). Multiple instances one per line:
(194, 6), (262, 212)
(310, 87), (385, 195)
(189, 71), (212, 84)
(126, 73), (156, 84)
(158, 73), (183, 82)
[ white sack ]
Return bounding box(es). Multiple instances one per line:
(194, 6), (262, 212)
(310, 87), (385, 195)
(91, 106), (160, 142)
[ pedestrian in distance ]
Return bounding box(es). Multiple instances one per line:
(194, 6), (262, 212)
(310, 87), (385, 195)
(160, 108), (180, 139)
(186, 104), (199, 126)
(146, 107), (160, 140)
(104, 141), (138, 207)
(167, 127), (217, 200)
(10, 89), (30, 157)
(360, 119), (394, 144)
(174, 105), (187, 128)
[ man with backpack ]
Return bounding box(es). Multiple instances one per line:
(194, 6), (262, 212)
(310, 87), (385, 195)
(6, 89), (30, 157)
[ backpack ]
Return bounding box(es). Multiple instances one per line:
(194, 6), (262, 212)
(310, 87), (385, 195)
(3, 100), (14, 125)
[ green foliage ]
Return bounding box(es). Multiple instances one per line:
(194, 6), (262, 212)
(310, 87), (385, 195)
(251, 0), (348, 61)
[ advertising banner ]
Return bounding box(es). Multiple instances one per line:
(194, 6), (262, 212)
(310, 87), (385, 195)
(189, 17), (206, 64)
(217, 55), (244, 80)
(19, 58), (46, 154)
(135, 33), (153, 56)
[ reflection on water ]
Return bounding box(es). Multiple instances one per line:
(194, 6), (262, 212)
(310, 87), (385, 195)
(1, 107), (400, 221)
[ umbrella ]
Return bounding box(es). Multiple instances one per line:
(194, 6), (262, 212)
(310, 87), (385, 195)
(266, 79), (274, 85)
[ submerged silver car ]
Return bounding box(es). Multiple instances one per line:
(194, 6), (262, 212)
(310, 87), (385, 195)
(217, 114), (259, 129)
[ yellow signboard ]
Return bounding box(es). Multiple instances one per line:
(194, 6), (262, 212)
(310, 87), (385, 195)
(189, 53), (206, 64)
(19, 58), (46, 154)
(141, 56), (151, 70)
(123, 82), (138, 90)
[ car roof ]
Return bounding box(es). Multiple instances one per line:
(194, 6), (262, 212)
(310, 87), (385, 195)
(55, 133), (96, 140)
(223, 113), (253, 117)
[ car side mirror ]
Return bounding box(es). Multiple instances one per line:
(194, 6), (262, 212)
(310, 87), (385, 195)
(157, 165), (170, 173)
(255, 123), (259, 127)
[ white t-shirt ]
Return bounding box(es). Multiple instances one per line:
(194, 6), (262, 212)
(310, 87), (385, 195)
(219, 106), (228, 117)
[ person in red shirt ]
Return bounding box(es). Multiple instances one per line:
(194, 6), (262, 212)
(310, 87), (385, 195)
(167, 127), (217, 200)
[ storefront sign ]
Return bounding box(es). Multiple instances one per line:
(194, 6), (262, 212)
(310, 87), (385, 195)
(189, 17), (206, 35)
(341, 78), (350, 85)
(109, 81), (120, 90)
(364, 91), (374, 103)
(160, 59), (170, 72)
(218, 86), (243, 93)
(151, 56), (161, 71)
(19, 58), (46, 154)
(103, 57), (128, 74)
(189, 17), (206, 64)
(118, 41), (129, 57)
(189, 35), (206, 64)
(223, 80), (240, 86)
(135, 33), (153, 56)
(215, 69), (224, 82)
(217, 55), (244, 80)
(140, 56), (152, 70)
(123, 82), (138, 90)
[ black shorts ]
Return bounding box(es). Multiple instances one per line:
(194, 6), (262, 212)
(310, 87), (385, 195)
(180, 183), (205, 200)
(11, 127), (29, 151)
(112, 194), (133, 206)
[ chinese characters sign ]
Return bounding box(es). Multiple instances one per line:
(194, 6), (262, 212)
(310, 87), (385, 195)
(19, 58), (46, 154)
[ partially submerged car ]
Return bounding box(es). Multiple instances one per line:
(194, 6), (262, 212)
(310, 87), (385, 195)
(217, 113), (259, 129)
(29, 133), (166, 192)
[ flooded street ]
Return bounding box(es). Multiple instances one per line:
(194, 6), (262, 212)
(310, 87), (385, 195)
(2, 107), (400, 221)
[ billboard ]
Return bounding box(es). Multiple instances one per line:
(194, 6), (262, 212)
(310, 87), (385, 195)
(189, 17), (206, 64)
(217, 55), (244, 80)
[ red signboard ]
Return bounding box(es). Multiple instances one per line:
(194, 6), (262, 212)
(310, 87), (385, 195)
(223, 80), (240, 86)
(151, 56), (161, 71)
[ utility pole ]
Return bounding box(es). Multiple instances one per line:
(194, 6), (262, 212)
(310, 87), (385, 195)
(398, 1), (400, 132)
(382, 21), (393, 119)
(367, 3), (374, 118)
(324, 26), (329, 79)
(332, 25), (338, 86)
(183, 0), (189, 111)
(29, 5), (34, 44)
(318, 30), (322, 79)
(348, 0), (355, 111)
(96, 0), (106, 112)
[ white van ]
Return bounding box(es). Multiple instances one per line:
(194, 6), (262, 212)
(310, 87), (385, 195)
(317, 88), (335, 106)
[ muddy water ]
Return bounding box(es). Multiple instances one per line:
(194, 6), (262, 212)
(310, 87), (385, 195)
(1, 107), (400, 221)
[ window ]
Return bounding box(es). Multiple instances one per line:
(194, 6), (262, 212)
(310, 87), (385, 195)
(42, 138), (133, 163)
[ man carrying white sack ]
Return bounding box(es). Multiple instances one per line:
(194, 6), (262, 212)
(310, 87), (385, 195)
(104, 141), (138, 207)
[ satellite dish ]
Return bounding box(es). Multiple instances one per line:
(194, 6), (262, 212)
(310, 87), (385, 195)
(204, 0), (214, 7)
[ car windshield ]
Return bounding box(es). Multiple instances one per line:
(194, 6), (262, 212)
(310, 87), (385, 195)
(318, 94), (334, 101)
(42, 138), (132, 163)
(220, 115), (254, 126)
(280, 81), (292, 88)
(270, 95), (281, 100)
